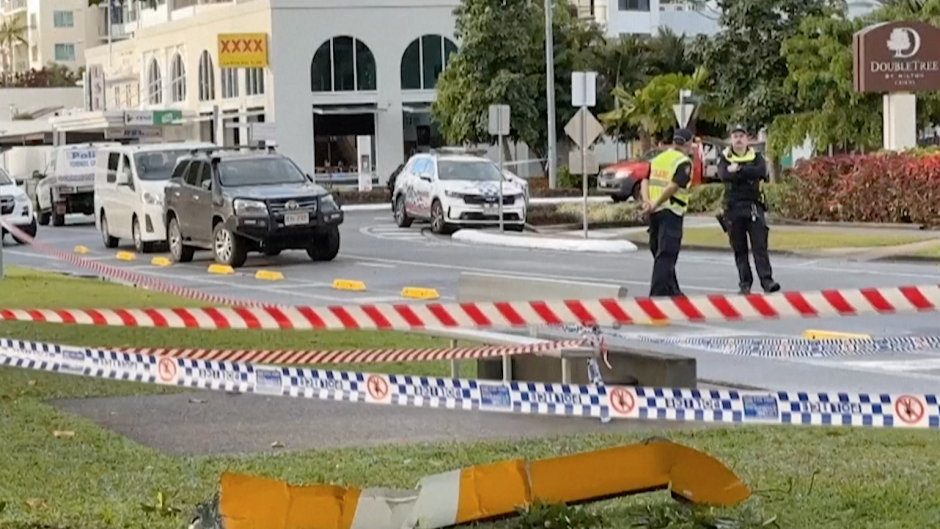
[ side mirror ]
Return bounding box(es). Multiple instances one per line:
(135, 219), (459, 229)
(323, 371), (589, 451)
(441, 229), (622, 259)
(201, 180), (211, 191)
(31, 170), (42, 179)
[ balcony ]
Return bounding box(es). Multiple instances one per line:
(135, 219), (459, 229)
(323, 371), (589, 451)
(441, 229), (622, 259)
(1, 0), (26, 14)
(99, 23), (131, 40)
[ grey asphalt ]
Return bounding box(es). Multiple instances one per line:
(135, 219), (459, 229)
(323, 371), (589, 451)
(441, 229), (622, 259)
(3, 209), (940, 453)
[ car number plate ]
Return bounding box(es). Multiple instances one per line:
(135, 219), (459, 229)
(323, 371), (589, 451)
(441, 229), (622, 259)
(284, 212), (309, 226)
(483, 203), (498, 212)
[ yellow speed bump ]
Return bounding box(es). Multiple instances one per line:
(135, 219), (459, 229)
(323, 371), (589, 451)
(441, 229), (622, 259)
(255, 270), (284, 281)
(116, 251), (136, 261)
(401, 286), (440, 300)
(802, 329), (871, 340)
(74, 245), (90, 255)
(208, 264), (235, 275)
(151, 257), (172, 267)
(332, 278), (366, 291)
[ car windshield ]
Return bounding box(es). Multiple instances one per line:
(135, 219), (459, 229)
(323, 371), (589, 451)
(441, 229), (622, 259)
(218, 157), (309, 187)
(0, 168), (12, 185)
(437, 160), (502, 182)
(135, 150), (193, 181)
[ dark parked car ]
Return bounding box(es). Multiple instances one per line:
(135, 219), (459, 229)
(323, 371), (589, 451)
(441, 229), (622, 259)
(163, 147), (344, 268)
(387, 163), (404, 209)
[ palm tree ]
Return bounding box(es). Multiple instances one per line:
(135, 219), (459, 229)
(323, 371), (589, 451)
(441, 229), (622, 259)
(0, 17), (27, 78)
(647, 28), (693, 76)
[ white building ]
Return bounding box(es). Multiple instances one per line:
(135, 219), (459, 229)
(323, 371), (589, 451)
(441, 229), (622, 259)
(572, 0), (720, 37)
(0, 0), (123, 77)
(84, 0), (464, 182)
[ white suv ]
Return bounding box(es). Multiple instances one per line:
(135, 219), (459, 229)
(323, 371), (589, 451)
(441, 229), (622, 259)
(0, 167), (38, 243)
(392, 151), (527, 234)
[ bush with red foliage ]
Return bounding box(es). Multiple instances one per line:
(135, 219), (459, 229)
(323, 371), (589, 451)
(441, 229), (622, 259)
(783, 152), (940, 225)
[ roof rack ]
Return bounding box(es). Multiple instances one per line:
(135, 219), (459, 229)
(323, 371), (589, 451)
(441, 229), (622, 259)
(431, 146), (487, 156)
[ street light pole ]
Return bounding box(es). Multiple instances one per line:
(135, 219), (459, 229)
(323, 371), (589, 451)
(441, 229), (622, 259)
(544, 0), (557, 189)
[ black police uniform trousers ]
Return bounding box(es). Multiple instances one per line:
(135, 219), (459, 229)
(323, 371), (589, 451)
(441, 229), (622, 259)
(648, 209), (684, 297)
(726, 203), (773, 290)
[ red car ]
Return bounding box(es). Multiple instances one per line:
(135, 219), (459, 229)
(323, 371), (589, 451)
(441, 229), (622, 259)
(596, 141), (714, 202)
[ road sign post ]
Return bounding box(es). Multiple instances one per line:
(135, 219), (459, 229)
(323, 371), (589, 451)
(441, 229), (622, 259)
(488, 104), (511, 233)
(569, 72), (599, 239)
(673, 89), (697, 129)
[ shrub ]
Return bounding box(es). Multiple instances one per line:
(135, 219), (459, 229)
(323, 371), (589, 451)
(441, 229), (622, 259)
(785, 152), (940, 225)
(688, 184), (724, 214)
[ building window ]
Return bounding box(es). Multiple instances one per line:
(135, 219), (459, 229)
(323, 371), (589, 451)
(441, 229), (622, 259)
(221, 68), (239, 99)
(198, 50), (215, 102)
(310, 36), (376, 92)
(401, 35), (458, 90)
(54, 44), (76, 62)
(53, 11), (74, 28)
(170, 53), (186, 102)
(147, 58), (163, 105)
(114, 86), (120, 108)
(125, 83), (134, 107)
(245, 68), (264, 96)
(619, 0), (650, 10)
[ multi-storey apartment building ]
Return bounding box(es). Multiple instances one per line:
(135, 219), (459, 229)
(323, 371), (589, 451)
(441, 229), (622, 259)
(0, 0), (128, 77)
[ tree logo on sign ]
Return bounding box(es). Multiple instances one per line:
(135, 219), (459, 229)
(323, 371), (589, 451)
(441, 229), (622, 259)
(895, 395), (924, 424)
(367, 375), (388, 400)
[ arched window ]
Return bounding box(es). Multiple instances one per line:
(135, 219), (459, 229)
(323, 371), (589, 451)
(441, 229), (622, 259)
(147, 58), (162, 105)
(310, 36), (376, 92)
(401, 35), (458, 90)
(198, 50), (215, 102)
(170, 53), (186, 103)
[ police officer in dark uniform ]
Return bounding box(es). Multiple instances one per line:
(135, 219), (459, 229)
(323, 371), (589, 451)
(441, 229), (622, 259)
(717, 125), (781, 295)
(642, 128), (695, 297)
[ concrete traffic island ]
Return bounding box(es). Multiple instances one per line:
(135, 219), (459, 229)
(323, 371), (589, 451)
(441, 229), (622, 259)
(451, 229), (639, 253)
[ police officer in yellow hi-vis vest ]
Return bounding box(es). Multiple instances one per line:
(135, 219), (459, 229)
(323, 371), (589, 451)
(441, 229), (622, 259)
(717, 124), (780, 295)
(641, 128), (694, 297)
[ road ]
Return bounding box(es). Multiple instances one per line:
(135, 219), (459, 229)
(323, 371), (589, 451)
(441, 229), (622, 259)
(2, 208), (939, 452)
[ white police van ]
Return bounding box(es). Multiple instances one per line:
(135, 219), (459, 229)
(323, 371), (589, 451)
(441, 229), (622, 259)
(36, 143), (119, 227)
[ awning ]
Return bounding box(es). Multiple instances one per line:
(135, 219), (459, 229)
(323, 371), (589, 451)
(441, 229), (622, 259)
(312, 105), (385, 115)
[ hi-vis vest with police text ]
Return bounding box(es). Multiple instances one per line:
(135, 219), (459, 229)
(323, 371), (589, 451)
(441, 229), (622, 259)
(648, 149), (692, 216)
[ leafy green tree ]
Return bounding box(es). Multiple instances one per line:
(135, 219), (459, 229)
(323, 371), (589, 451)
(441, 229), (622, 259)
(432, 0), (604, 164)
(0, 17), (27, 76)
(768, 0), (940, 156)
(690, 0), (843, 131)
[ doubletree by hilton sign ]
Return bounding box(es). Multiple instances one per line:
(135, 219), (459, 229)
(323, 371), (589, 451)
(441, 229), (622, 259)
(853, 21), (940, 93)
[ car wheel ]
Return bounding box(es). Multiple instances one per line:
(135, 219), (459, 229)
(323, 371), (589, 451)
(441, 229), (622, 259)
(12, 218), (38, 244)
(51, 194), (64, 227)
(213, 223), (247, 268)
(100, 213), (119, 248)
(132, 216), (155, 253)
(430, 200), (452, 235)
(631, 181), (642, 201)
(394, 195), (413, 228)
(307, 225), (341, 262)
(168, 217), (194, 263)
(506, 224), (525, 232)
(38, 205), (50, 226)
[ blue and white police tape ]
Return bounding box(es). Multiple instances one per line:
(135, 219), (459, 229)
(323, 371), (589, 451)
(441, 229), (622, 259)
(1, 337), (938, 429)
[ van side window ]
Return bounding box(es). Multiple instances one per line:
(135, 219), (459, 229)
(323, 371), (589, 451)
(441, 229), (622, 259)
(106, 153), (120, 184)
(183, 162), (200, 187)
(121, 155), (134, 190)
(169, 160), (189, 181)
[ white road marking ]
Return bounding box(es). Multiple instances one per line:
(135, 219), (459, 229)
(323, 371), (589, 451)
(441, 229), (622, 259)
(355, 262), (397, 269)
(836, 358), (940, 372)
(341, 254), (738, 293)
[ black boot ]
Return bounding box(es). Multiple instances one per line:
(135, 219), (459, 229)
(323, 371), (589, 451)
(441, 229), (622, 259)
(762, 281), (781, 293)
(739, 284), (751, 295)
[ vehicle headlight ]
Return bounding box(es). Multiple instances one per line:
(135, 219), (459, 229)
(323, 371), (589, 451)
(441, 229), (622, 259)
(444, 190), (466, 198)
(142, 192), (163, 206)
(616, 170), (632, 179)
(234, 199), (268, 216)
(320, 194), (337, 209)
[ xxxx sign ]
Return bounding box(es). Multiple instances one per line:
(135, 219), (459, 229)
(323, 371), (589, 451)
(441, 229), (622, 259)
(218, 33), (268, 68)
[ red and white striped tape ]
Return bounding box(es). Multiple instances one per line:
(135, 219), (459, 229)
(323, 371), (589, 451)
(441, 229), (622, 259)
(0, 219), (259, 307)
(113, 339), (588, 364)
(2, 282), (938, 330)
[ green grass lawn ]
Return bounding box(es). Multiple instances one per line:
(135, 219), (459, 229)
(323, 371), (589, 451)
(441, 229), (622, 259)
(626, 227), (935, 251)
(2, 267), (940, 529)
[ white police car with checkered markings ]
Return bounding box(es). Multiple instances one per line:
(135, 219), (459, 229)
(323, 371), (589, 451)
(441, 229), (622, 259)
(392, 150), (527, 235)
